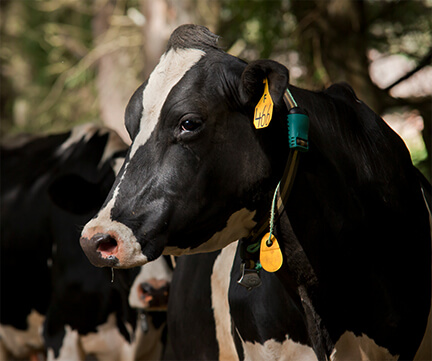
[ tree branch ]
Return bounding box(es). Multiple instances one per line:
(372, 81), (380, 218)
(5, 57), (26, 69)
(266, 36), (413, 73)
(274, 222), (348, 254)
(383, 48), (432, 92)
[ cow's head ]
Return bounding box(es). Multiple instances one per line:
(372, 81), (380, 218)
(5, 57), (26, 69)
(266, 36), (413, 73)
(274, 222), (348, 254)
(80, 25), (290, 268)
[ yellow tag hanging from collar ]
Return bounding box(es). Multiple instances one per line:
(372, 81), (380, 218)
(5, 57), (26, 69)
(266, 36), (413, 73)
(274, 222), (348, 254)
(260, 232), (283, 272)
(254, 79), (274, 129)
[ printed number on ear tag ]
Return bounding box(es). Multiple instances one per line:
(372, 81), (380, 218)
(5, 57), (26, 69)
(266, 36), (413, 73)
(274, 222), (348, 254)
(260, 233), (283, 272)
(254, 79), (274, 129)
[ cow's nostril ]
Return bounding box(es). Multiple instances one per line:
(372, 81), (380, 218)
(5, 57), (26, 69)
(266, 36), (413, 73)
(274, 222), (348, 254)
(140, 282), (153, 294)
(96, 235), (118, 254)
(80, 233), (119, 268)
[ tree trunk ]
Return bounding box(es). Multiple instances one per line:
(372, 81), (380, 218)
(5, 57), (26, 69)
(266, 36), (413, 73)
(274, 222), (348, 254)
(92, 0), (137, 144)
(316, 0), (381, 111)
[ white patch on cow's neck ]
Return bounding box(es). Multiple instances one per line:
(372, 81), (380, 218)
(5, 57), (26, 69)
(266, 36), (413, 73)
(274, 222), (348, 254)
(211, 242), (239, 361)
(242, 337), (317, 361)
(163, 208), (257, 256)
(330, 331), (398, 361)
(128, 256), (173, 309)
(129, 47), (205, 159)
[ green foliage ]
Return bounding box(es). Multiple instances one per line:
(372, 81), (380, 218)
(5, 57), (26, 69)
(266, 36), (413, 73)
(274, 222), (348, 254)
(367, 0), (432, 60)
(1, 0), (430, 180)
(218, 0), (295, 59)
(1, 0), (98, 136)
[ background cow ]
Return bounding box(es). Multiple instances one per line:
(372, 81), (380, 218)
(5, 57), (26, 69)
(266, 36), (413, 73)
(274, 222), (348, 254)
(0, 124), (171, 360)
(80, 25), (431, 360)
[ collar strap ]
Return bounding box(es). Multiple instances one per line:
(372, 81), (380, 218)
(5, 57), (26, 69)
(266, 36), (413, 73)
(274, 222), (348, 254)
(242, 87), (310, 253)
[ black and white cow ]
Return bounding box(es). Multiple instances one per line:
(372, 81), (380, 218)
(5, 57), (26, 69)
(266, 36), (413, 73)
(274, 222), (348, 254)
(0, 124), (170, 360)
(168, 241), (317, 361)
(80, 25), (431, 360)
(170, 232), (432, 361)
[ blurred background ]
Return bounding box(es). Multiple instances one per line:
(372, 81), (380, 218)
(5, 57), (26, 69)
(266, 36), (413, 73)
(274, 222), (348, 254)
(1, 0), (431, 178)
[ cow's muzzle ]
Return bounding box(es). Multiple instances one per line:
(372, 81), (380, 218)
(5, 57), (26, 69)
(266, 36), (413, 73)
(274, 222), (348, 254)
(138, 279), (170, 311)
(80, 233), (119, 267)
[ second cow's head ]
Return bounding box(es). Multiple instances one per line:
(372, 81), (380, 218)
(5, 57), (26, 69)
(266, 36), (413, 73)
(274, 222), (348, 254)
(80, 24), (291, 268)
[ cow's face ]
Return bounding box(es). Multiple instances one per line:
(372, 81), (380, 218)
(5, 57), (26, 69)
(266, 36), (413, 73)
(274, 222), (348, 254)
(80, 25), (289, 268)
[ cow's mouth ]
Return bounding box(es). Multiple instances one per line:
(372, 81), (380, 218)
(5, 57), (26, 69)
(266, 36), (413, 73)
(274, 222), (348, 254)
(80, 222), (148, 268)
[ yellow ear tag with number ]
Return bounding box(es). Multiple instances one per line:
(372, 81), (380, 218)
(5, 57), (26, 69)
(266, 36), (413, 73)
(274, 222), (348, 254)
(260, 233), (283, 272)
(254, 79), (274, 129)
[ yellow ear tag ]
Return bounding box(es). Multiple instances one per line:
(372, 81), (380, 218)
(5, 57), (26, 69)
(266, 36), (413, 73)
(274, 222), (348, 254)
(260, 233), (283, 272)
(254, 78), (274, 129)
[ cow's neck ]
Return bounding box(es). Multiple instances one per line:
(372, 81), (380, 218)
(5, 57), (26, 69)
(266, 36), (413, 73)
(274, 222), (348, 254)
(275, 207), (334, 360)
(264, 86), (347, 358)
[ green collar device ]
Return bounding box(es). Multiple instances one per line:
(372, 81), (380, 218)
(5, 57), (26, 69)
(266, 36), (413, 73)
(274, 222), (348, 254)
(237, 87), (310, 290)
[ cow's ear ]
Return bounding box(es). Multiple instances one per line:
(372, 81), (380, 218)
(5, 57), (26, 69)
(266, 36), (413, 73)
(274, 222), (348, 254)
(125, 82), (146, 140)
(239, 60), (289, 108)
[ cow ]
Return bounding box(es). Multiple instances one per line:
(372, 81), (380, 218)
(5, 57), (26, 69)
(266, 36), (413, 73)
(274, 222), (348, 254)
(80, 25), (431, 360)
(170, 224), (431, 361)
(168, 241), (317, 361)
(0, 124), (170, 360)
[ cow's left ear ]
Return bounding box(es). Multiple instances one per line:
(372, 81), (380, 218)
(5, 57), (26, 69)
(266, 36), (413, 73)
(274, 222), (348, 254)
(239, 60), (289, 108)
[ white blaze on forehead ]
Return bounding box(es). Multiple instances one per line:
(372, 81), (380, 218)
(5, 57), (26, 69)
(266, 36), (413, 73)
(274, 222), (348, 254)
(129, 47), (205, 159)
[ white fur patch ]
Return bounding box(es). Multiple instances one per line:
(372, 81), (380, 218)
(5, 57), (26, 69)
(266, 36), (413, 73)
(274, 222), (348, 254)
(0, 310), (44, 359)
(47, 325), (82, 361)
(163, 208), (256, 256)
(79, 313), (135, 361)
(48, 313), (164, 361)
(82, 48), (205, 266)
(330, 331), (398, 361)
(211, 242), (239, 361)
(242, 337), (317, 361)
(128, 256), (173, 309)
(129, 47), (205, 159)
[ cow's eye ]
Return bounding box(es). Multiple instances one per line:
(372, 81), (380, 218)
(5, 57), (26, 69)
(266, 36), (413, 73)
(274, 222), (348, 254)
(180, 119), (202, 132)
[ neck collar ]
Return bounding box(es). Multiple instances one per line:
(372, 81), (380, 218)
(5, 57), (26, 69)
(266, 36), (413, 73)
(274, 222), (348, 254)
(237, 87), (310, 289)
